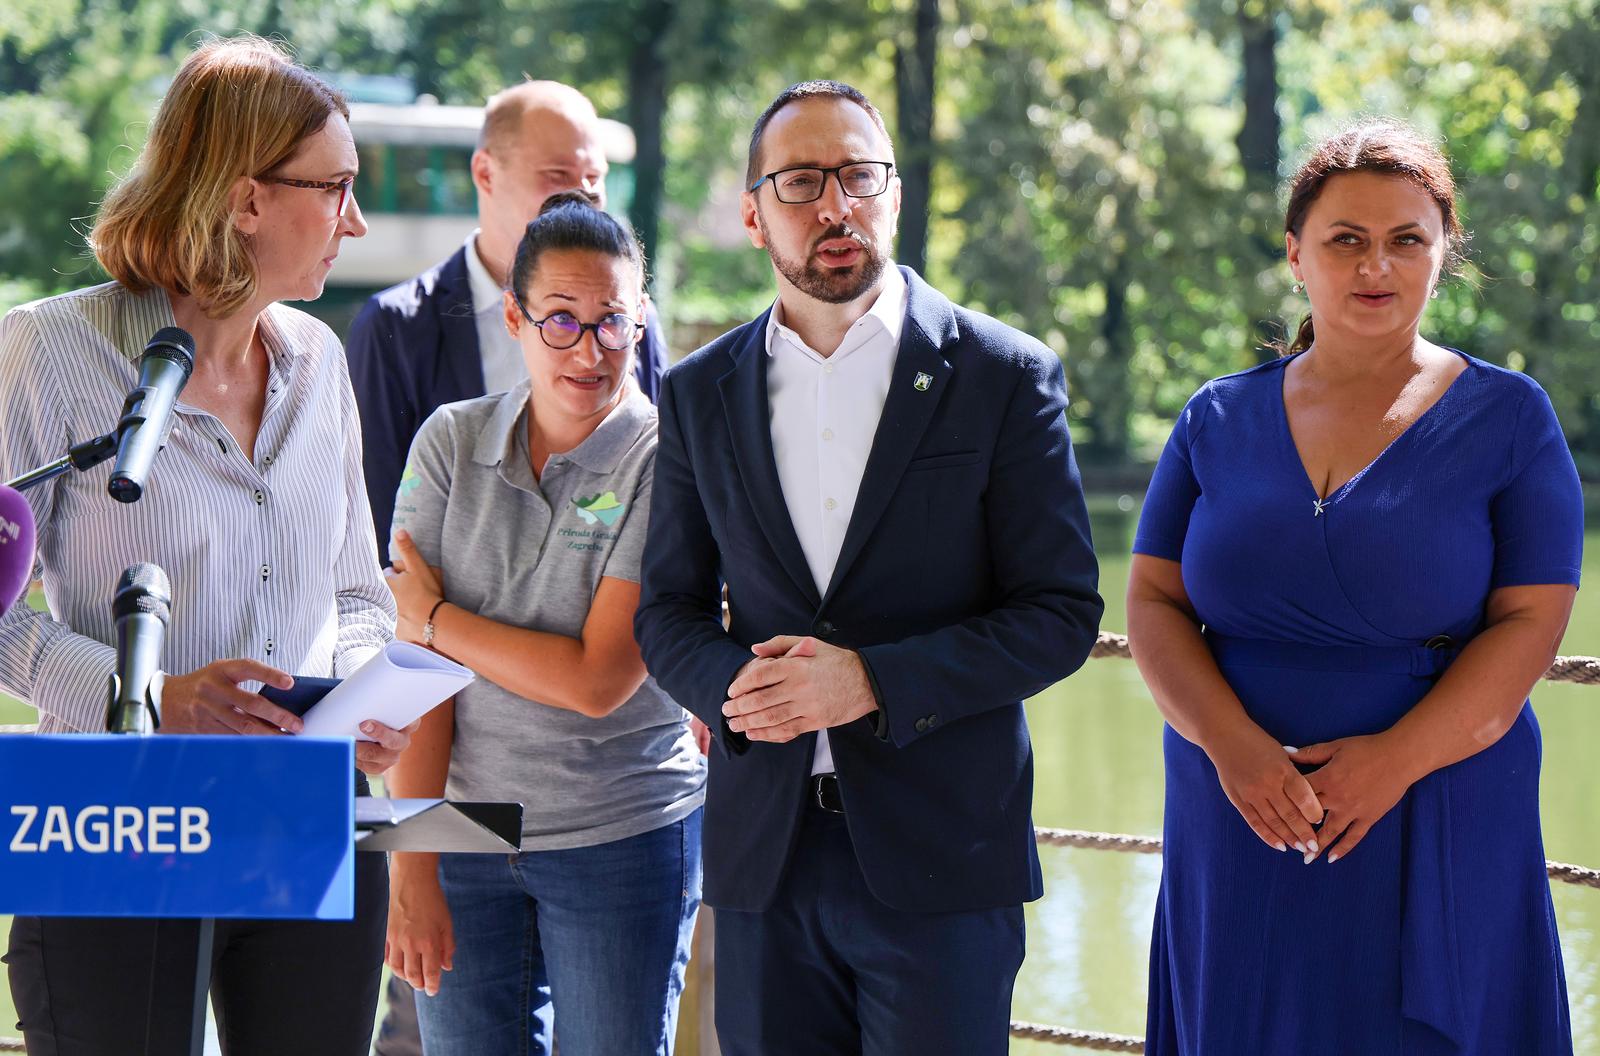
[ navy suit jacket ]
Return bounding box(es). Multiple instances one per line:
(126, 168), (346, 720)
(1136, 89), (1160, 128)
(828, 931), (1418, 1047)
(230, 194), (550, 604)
(346, 244), (667, 549)
(635, 268), (1103, 914)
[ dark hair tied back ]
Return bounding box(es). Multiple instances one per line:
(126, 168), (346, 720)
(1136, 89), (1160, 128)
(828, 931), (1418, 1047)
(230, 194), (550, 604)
(1280, 119), (1467, 356)
(509, 190), (646, 302)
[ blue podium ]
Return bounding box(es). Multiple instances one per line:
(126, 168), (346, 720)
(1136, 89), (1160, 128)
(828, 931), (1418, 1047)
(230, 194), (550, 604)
(0, 735), (356, 920)
(0, 734), (521, 1055)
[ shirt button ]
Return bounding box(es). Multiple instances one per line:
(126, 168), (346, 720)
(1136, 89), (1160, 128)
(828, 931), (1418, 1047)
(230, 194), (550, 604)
(260, 564), (271, 580)
(824, 498), (838, 511)
(254, 490), (265, 505)
(821, 428), (834, 441)
(264, 638), (274, 654)
(823, 364), (835, 375)
(263, 454), (274, 466)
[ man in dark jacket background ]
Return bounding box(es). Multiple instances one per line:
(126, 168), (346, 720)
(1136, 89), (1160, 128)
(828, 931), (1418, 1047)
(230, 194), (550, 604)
(347, 79), (666, 552)
(354, 79), (667, 1056)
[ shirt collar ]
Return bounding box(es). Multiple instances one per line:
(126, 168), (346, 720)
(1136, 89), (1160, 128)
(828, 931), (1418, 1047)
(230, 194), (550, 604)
(463, 230), (507, 315)
(113, 284), (301, 367)
(472, 380), (654, 474)
(764, 262), (907, 360)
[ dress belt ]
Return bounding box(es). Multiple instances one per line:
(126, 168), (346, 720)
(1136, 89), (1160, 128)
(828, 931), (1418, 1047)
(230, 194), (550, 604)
(1204, 631), (1462, 678)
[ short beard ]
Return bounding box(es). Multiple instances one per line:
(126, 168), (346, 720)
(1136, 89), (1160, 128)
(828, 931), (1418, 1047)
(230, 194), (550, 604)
(758, 213), (890, 305)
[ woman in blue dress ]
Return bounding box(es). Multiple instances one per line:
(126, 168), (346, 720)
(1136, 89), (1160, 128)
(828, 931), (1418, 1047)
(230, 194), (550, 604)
(1129, 119), (1581, 1055)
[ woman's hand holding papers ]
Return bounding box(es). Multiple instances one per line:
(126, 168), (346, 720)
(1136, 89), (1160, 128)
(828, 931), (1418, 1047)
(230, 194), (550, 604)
(355, 718), (420, 775)
(161, 658), (302, 734)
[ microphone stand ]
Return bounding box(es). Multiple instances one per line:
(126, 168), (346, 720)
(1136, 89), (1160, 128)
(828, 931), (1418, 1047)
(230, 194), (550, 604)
(103, 573), (210, 1056)
(4, 432), (119, 492)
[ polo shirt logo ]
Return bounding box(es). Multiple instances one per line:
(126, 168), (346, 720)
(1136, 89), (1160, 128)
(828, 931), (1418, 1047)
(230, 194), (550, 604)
(398, 465), (422, 497)
(571, 491), (626, 527)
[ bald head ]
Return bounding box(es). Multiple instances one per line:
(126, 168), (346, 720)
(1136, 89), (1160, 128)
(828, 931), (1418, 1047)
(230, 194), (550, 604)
(479, 80), (598, 155)
(470, 80), (610, 285)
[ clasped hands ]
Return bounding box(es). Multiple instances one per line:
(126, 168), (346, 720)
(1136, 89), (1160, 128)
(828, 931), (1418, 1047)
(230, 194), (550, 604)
(722, 635), (878, 743)
(1208, 725), (1423, 865)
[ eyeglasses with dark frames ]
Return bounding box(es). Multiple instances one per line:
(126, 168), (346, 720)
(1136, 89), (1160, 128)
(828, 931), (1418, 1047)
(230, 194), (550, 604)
(748, 161), (895, 204)
(258, 175), (356, 217)
(513, 294), (643, 352)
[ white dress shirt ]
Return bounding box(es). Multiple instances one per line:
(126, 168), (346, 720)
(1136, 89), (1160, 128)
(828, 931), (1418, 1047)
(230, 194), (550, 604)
(0, 283), (395, 733)
(764, 264), (908, 775)
(463, 230), (529, 394)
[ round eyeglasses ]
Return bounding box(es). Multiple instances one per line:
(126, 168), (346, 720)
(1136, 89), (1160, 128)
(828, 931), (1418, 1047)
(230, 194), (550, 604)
(748, 161), (895, 204)
(258, 175), (356, 217)
(514, 299), (643, 352)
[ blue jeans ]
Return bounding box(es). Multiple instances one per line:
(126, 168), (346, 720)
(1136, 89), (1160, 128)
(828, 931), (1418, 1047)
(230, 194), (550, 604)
(415, 808), (702, 1056)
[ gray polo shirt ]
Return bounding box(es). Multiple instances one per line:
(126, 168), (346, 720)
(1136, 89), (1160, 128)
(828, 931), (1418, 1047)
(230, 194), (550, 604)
(393, 382), (704, 850)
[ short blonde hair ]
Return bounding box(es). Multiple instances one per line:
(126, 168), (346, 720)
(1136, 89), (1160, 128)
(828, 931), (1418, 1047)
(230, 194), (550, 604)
(91, 36), (347, 318)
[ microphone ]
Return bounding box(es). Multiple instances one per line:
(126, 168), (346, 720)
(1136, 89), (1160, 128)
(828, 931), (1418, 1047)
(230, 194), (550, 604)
(107, 327), (195, 504)
(106, 563), (171, 735)
(0, 484), (37, 610)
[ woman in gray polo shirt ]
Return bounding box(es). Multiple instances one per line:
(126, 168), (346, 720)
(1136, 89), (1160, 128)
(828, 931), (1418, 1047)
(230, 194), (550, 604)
(381, 192), (705, 1056)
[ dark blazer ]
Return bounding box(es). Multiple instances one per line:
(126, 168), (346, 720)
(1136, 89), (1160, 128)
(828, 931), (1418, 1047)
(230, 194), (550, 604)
(635, 267), (1103, 914)
(346, 244), (667, 549)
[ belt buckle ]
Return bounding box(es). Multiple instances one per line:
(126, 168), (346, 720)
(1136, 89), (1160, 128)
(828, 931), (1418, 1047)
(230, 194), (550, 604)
(812, 773), (844, 813)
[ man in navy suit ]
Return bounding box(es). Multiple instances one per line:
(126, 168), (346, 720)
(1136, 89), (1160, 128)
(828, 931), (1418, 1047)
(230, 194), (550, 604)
(635, 81), (1103, 1054)
(347, 80), (666, 552)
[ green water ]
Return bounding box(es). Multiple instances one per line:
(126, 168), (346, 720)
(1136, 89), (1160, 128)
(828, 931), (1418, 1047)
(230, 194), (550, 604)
(2, 525), (1598, 1052)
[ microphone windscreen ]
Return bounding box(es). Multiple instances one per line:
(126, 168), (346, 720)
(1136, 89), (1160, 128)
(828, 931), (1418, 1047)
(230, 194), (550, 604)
(0, 485), (37, 611)
(146, 327), (196, 378)
(113, 562), (172, 624)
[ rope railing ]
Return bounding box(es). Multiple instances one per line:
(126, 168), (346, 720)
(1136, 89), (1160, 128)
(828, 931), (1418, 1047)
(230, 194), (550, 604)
(4, 637), (1600, 1052)
(1009, 1021), (1144, 1051)
(1091, 631), (1600, 686)
(1032, 826), (1600, 890)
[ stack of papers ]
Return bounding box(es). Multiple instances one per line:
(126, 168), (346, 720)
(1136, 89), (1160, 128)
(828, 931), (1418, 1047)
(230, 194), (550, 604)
(299, 641), (474, 740)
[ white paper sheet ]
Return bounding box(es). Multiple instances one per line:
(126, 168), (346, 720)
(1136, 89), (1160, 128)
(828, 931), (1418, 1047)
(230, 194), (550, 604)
(298, 641), (474, 740)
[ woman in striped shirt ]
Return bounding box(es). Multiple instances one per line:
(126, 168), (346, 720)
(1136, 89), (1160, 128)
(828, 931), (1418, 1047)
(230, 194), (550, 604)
(0, 36), (409, 1056)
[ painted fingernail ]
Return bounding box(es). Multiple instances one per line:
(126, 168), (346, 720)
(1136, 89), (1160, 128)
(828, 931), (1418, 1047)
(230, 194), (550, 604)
(1281, 745), (1299, 753)
(1274, 841), (1287, 852)
(1327, 853), (1340, 864)
(1307, 839), (1319, 853)
(1294, 842), (1306, 854)
(361, 721), (375, 734)
(1303, 850), (1315, 865)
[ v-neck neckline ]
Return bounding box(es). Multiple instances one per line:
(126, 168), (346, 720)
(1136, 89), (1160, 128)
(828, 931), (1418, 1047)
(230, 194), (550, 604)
(1276, 348), (1474, 510)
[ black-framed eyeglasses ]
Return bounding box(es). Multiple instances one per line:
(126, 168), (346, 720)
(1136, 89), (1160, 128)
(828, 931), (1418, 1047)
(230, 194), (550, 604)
(258, 175), (356, 217)
(513, 296), (643, 351)
(748, 161), (895, 204)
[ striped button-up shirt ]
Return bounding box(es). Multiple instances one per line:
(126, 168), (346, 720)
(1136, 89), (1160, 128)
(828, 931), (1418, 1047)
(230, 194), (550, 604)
(0, 282), (395, 733)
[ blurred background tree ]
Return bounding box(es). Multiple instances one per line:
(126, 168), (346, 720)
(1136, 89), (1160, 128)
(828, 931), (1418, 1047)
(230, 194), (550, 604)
(2, 0), (1597, 479)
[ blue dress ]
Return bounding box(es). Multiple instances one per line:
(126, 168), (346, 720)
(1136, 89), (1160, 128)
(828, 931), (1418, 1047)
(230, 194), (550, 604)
(1133, 351), (1583, 1055)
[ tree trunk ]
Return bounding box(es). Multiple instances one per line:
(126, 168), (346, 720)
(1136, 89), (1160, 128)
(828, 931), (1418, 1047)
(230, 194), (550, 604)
(627, 0), (674, 271)
(1083, 249), (1133, 466)
(1235, 2), (1280, 185)
(894, 0), (939, 275)
(1236, 1), (1284, 360)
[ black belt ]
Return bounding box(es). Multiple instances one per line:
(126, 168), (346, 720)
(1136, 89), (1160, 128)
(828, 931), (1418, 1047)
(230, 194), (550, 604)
(810, 773), (844, 813)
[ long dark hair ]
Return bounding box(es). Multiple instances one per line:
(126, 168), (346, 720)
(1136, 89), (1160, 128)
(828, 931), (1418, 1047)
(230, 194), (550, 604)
(1281, 119), (1466, 356)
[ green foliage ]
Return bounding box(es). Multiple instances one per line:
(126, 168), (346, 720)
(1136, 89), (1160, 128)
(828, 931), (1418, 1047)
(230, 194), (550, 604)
(2, 0), (1598, 470)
